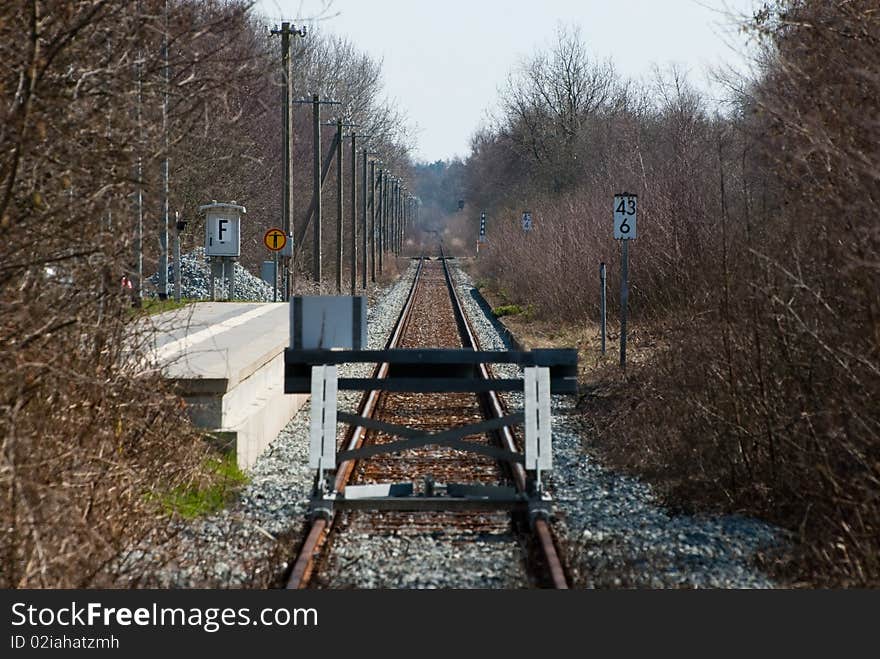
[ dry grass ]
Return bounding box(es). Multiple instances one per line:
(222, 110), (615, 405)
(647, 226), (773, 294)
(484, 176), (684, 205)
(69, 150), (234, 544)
(459, 1), (880, 586)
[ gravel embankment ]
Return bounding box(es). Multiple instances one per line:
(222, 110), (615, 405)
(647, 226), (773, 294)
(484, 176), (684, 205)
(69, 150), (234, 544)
(451, 264), (781, 588)
(146, 248), (279, 302)
(115, 264), (418, 588)
(121, 259), (781, 588)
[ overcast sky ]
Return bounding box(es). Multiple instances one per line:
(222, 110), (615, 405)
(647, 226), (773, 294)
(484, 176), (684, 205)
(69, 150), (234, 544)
(254, 0), (762, 162)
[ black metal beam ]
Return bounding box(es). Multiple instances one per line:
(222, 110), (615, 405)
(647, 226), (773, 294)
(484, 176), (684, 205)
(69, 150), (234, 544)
(285, 376), (576, 394)
(284, 347), (578, 394)
(326, 496), (528, 512)
(285, 347), (576, 367)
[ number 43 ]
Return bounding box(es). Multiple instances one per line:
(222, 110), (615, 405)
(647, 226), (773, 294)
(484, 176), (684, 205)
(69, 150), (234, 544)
(616, 198), (636, 215)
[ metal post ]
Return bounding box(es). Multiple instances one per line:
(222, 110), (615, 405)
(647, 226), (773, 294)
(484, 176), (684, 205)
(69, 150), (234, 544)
(335, 117), (343, 294)
(173, 211), (181, 303)
(620, 241), (629, 370)
(361, 149), (368, 289)
(223, 257), (235, 302)
(600, 262), (607, 355)
(273, 252), (279, 302)
(369, 160), (376, 283)
(312, 94), (322, 284)
(350, 134), (357, 295)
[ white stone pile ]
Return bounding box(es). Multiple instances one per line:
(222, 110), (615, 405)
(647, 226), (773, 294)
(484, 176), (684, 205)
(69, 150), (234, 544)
(147, 248), (276, 302)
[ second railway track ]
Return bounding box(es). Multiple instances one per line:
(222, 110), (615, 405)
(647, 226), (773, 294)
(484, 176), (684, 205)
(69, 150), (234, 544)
(285, 256), (568, 589)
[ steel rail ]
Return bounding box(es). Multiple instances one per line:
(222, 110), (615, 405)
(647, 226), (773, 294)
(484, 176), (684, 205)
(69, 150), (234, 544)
(286, 251), (567, 589)
(285, 258), (424, 589)
(439, 251), (569, 589)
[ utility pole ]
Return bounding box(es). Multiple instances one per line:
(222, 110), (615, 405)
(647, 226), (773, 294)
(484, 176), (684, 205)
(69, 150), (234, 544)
(270, 21), (305, 300)
(282, 28), (292, 298)
(292, 99), (340, 253)
(384, 174), (390, 264)
(377, 169), (384, 275)
(388, 178), (395, 255)
(349, 133), (357, 295)
(406, 195), (412, 250)
(158, 0), (170, 300)
(396, 186), (401, 254)
(335, 117), (343, 294)
(397, 186), (403, 254)
(383, 176), (390, 261)
(131, 0), (143, 307)
(402, 195), (407, 254)
(390, 179), (396, 256)
(382, 176), (397, 254)
(361, 148), (368, 290)
(350, 136), (371, 294)
(395, 188), (401, 255)
(370, 162), (378, 282)
(312, 94), (322, 284)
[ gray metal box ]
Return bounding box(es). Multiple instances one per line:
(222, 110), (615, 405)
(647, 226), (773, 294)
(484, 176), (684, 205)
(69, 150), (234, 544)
(290, 296), (367, 350)
(260, 260), (276, 285)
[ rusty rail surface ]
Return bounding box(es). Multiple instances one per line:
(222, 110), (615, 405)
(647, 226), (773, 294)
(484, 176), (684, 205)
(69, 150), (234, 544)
(285, 253), (567, 589)
(439, 254), (568, 589)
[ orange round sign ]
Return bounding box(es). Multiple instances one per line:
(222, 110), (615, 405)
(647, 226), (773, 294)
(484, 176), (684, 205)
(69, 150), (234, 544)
(263, 228), (287, 251)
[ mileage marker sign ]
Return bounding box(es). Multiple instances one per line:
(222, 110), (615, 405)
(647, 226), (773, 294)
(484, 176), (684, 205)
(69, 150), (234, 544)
(613, 193), (637, 240)
(614, 192), (637, 371)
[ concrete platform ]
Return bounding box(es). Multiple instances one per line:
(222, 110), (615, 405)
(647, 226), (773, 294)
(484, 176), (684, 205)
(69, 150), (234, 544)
(145, 302), (307, 469)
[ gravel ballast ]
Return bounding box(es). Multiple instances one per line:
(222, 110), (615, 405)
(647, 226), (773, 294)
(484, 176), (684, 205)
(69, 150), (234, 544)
(116, 264), (418, 587)
(317, 526), (528, 589)
(451, 263), (781, 588)
(121, 258), (781, 588)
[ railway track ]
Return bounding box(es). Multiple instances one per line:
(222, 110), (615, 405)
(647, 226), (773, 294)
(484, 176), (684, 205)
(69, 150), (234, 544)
(284, 255), (568, 589)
